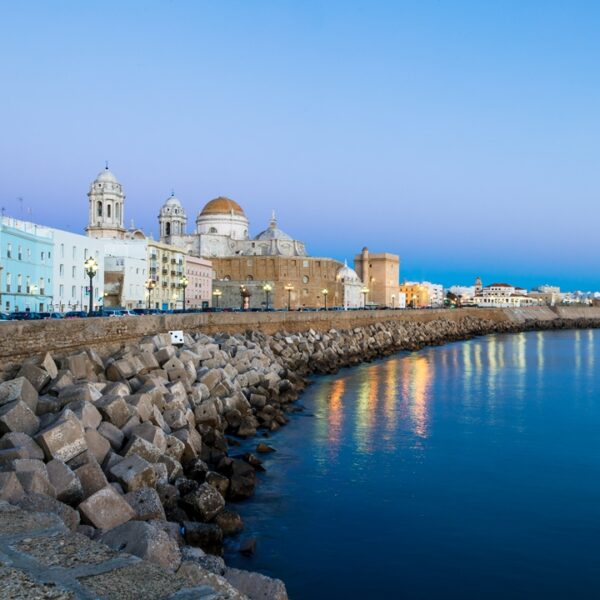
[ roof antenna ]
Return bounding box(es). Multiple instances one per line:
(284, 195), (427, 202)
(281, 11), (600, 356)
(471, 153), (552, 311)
(105, 160), (109, 170)
(171, 188), (175, 197)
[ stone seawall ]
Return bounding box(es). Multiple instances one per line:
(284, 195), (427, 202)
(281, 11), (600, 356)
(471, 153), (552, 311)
(2, 305), (599, 381)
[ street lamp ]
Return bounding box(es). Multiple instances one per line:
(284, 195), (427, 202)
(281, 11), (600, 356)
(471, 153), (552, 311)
(212, 288), (222, 308)
(240, 285), (251, 310)
(284, 283), (294, 311)
(179, 275), (189, 311)
(263, 283), (272, 311)
(322, 288), (329, 311)
(172, 291), (178, 309)
(361, 286), (369, 309)
(84, 257), (98, 315)
(145, 278), (156, 310)
(391, 294), (396, 309)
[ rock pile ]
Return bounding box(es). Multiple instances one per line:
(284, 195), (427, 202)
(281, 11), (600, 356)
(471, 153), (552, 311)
(0, 315), (597, 598)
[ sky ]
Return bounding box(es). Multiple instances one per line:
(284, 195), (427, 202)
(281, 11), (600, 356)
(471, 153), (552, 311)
(0, 0), (598, 290)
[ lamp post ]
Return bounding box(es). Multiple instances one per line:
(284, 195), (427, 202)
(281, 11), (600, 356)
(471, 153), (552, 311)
(284, 283), (294, 311)
(361, 286), (369, 309)
(240, 285), (251, 310)
(84, 257), (98, 315)
(179, 275), (189, 311)
(212, 288), (222, 308)
(145, 278), (156, 310)
(263, 283), (272, 311)
(391, 294), (396, 309)
(172, 292), (178, 310)
(322, 288), (329, 311)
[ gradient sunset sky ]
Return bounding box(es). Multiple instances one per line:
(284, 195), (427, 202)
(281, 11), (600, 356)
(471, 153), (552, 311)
(1, 1), (598, 289)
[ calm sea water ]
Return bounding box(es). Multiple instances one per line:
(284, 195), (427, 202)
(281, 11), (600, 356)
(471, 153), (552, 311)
(226, 330), (600, 599)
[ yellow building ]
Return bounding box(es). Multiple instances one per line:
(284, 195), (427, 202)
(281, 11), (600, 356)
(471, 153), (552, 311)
(354, 247), (400, 307)
(399, 282), (430, 308)
(147, 239), (186, 310)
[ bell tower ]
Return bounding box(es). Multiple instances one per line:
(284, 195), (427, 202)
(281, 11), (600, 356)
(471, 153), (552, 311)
(86, 165), (126, 239)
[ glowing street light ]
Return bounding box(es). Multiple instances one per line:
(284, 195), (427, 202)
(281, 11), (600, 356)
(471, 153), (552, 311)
(322, 288), (329, 311)
(263, 283), (272, 311)
(84, 257), (98, 315)
(361, 286), (369, 308)
(212, 288), (222, 308)
(179, 275), (189, 311)
(145, 278), (156, 310)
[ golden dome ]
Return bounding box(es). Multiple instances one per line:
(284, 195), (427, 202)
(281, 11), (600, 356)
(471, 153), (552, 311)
(200, 197), (245, 217)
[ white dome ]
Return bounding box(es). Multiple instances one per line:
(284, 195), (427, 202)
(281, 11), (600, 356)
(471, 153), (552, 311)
(337, 261), (361, 283)
(163, 193), (183, 209)
(94, 167), (119, 184)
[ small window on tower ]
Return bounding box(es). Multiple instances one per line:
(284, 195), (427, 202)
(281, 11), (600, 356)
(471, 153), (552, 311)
(166, 223), (171, 236)
(97, 202), (102, 217)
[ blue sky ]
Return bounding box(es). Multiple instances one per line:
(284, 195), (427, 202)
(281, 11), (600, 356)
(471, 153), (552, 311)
(0, 1), (598, 289)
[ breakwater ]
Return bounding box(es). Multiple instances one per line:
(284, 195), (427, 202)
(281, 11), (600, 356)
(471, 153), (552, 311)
(0, 308), (599, 598)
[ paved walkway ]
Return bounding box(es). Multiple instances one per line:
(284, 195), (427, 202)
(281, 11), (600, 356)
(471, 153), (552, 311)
(0, 501), (225, 599)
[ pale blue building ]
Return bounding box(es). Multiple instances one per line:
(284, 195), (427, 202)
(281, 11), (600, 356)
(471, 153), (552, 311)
(0, 217), (54, 313)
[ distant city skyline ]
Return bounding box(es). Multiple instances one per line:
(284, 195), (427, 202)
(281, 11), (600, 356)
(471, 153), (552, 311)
(1, 1), (598, 290)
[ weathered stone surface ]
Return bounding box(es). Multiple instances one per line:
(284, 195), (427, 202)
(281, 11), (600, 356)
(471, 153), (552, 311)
(172, 427), (202, 463)
(16, 469), (56, 497)
(58, 383), (102, 404)
(0, 431), (45, 460)
(256, 442), (276, 454)
(78, 485), (135, 529)
(224, 568), (288, 600)
(65, 400), (102, 429)
(97, 421), (125, 450)
(131, 422), (167, 452)
(124, 487), (166, 521)
(40, 352), (59, 379)
(0, 376), (38, 410)
(35, 416), (87, 462)
(122, 436), (162, 463)
(182, 482), (225, 522)
(99, 520), (181, 571)
(109, 454), (156, 492)
(84, 428), (111, 464)
(164, 434), (185, 461)
(177, 562), (248, 599)
(0, 400), (40, 435)
(75, 459), (108, 499)
(0, 471), (25, 502)
(17, 363), (51, 392)
(18, 492), (80, 531)
(63, 352), (90, 380)
(215, 509), (244, 536)
(206, 471), (230, 497)
(47, 459), (84, 505)
(95, 395), (131, 428)
(183, 521), (224, 555)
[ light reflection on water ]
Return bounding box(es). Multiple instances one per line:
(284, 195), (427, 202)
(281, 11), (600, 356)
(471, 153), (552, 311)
(227, 330), (600, 600)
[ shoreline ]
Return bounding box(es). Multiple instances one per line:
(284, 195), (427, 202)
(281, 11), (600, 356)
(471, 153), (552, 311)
(0, 313), (599, 598)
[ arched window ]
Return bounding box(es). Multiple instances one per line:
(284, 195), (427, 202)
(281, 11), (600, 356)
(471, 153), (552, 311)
(247, 275), (254, 281)
(209, 227), (217, 234)
(96, 201), (102, 217)
(116, 203), (121, 222)
(107, 204), (112, 218)
(223, 275), (231, 281)
(166, 222), (171, 235)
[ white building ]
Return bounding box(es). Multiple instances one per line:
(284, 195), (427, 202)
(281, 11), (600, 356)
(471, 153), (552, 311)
(51, 229), (105, 312)
(336, 260), (363, 309)
(448, 285), (476, 301)
(474, 282), (539, 307)
(422, 281), (444, 307)
(102, 239), (148, 309)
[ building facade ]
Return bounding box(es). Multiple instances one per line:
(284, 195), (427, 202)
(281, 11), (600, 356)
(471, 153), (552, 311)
(86, 167), (127, 239)
(147, 240), (186, 310)
(102, 239), (148, 309)
(51, 229), (105, 312)
(0, 217), (54, 313)
(354, 247), (400, 307)
(184, 255), (213, 309)
(399, 282), (430, 308)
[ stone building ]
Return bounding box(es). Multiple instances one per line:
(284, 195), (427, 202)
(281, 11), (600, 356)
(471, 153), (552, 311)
(147, 240), (186, 310)
(185, 255), (213, 310)
(86, 166), (127, 240)
(354, 247), (400, 307)
(399, 282), (430, 308)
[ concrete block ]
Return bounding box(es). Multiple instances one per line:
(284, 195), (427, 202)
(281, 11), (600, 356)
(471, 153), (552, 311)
(97, 421), (125, 450)
(172, 428), (202, 463)
(65, 400), (102, 429)
(84, 428), (111, 464)
(0, 471), (25, 502)
(16, 470), (56, 497)
(109, 454), (156, 492)
(95, 395), (131, 428)
(158, 455), (183, 482)
(35, 416), (87, 462)
(48, 370), (74, 395)
(0, 432), (44, 460)
(47, 459), (84, 505)
(58, 383), (102, 404)
(0, 377), (38, 412)
(126, 393), (153, 422)
(63, 352), (90, 380)
(125, 487), (166, 521)
(78, 485), (135, 530)
(163, 408), (188, 430)
(122, 436), (162, 463)
(181, 482), (225, 522)
(16, 363), (51, 392)
(40, 352), (59, 379)
(164, 435), (185, 461)
(75, 459), (108, 500)
(18, 492), (80, 532)
(130, 422), (167, 452)
(0, 400), (40, 435)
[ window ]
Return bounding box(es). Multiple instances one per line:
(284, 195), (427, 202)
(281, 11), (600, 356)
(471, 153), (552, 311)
(302, 276), (309, 284)
(303, 260), (309, 268)
(72, 266), (76, 278)
(59, 284), (64, 296)
(41, 251), (45, 261)
(39, 277), (45, 295)
(27, 248), (31, 260)
(5, 273), (10, 293)
(72, 246), (76, 259)
(6, 243), (11, 258)
(59, 264), (64, 276)
(26, 275), (30, 293)
(18, 246), (22, 260)
(71, 285), (76, 297)
(17, 274), (22, 293)
(107, 204), (111, 218)
(209, 227), (217, 234)
(84, 248), (88, 259)
(97, 201), (102, 217)
(166, 222), (171, 236)
(116, 203), (120, 221)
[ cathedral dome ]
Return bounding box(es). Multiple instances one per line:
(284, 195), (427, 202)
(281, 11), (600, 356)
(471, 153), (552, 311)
(165, 193), (182, 207)
(254, 211), (293, 241)
(337, 260), (361, 283)
(200, 197), (245, 217)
